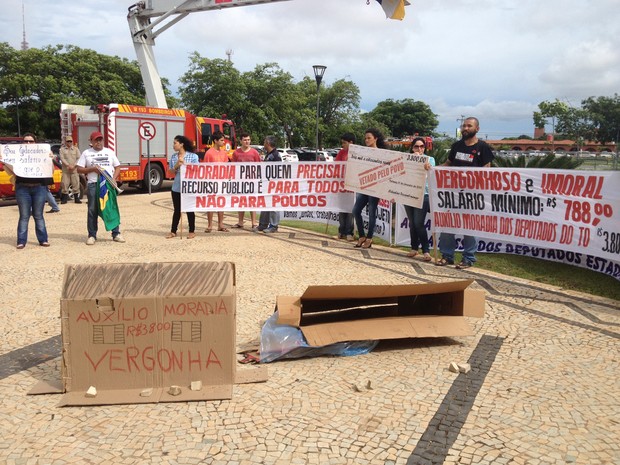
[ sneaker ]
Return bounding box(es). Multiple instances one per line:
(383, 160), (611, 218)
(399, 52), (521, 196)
(263, 227), (278, 234)
(345, 235), (355, 242)
(86, 237), (96, 245)
(253, 225), (266, 232)
(113, 234), (126, 243)
(47, 209), (59, 213)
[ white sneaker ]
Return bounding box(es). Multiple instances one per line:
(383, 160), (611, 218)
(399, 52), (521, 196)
(86, 237), (96, 245)
(113, 234), (126, 243)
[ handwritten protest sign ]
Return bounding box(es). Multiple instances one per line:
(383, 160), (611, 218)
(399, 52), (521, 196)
(345, 144), (427, 208)
(429, 167), (620, 263)
(0, 143), (53, 178)
(180, 162), (354, 212)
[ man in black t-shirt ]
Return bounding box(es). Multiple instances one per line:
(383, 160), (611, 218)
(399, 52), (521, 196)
(437, 117), (495, 269)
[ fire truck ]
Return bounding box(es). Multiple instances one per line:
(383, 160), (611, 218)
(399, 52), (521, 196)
(59, 103), (235, 191)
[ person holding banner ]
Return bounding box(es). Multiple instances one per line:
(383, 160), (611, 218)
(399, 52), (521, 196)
(203, 131), (230, 233)
(167, 135), (199, 239)
(232, 133), (261, 229)
(334, 132), (356, 241)
(404, 137), (435, 261)
(258, 135), (282, 233)
(352, 128), (387, 249)
(437, 117), (494, 269)
(7, 134), (53, 249)
(76, 131), (125, 245)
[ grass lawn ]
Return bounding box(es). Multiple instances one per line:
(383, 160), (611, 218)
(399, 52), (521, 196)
(281, 220), (620, 302)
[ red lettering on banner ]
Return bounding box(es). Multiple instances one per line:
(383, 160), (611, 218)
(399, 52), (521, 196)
(196, 196), (226, 208)
(230, 195), (266, 208)
(268, 180), (299, 193)
(185, 164), (236, 180)
(541, 173), (604, 199)
(272, 195), (327, 208)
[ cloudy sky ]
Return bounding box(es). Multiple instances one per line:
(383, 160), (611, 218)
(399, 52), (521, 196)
(2, 0), (619, 139)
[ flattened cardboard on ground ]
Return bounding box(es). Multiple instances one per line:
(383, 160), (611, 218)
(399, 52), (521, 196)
(276, 279), (485, 347)
(57, 261), (243, 406)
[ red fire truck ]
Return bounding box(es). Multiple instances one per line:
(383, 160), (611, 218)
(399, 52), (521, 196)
(60, 103), (236, 191)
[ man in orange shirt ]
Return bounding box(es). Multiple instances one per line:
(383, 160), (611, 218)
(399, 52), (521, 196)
(231, 132), (261, 229)
(202, 131), (230, 232)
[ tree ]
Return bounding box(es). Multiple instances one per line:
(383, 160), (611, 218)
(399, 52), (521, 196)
(0, 43), (147, 139)
(368, 98), (438, 138)
(581, 94), (620, 144)
(493, 153), (583, 169)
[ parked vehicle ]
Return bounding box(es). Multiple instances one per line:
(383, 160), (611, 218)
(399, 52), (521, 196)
(277, 148), (299, 162)
(60, 103), (236, 191)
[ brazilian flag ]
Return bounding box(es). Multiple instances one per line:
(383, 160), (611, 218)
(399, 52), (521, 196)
(98, 174), (121, 231)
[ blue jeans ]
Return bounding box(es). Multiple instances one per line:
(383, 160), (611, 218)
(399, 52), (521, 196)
(352, 194), (379, 239)
(16, 184), (48, 245)
(258, 211), (280, 229)
(87, 182), (120, 239)
(404, 194), (430, 253)
(338, 212), (354, 237)
(439, 233), (478, 264)
(46, 189), (59, 211)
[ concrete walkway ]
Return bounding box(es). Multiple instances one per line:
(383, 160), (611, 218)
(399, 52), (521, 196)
(0, 190), (618, 465)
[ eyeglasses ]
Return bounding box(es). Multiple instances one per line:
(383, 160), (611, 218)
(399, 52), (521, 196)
(412, 144), (425, 149)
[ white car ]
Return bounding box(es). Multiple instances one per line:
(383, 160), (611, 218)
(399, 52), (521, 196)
(316, 150), (333, 162)
(277, 148), (299, 162)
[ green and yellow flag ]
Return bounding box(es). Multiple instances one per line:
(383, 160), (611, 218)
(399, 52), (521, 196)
(98, 174), (121, 231)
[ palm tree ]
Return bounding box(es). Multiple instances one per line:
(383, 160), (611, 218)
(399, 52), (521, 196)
(494, 153), (583, 169)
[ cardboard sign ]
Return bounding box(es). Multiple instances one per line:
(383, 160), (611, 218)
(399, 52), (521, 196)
(60, 262), (236, 405)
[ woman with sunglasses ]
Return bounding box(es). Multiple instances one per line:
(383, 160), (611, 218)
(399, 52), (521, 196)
(404, 137), (435, 261)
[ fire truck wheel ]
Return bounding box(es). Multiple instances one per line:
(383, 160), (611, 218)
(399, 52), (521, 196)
(143, 164), (164, 192)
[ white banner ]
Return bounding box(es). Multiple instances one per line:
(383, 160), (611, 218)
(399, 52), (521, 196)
(0, 143), (53, 178)
(429, 167), (620, 263)
(181, 162), (354, 212)
(345, 144), (427, 208)
(281, 200), (393, 244)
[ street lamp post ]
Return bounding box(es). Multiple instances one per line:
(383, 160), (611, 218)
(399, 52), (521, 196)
(313, 65), (326, 160)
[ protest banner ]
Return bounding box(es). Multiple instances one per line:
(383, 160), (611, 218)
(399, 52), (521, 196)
(428, 167), (620, 264)
(345, 144), (427, 208)
(394, 203), (620, 280)
(180, 162), (354, 213)
(0, 143), (54, 178)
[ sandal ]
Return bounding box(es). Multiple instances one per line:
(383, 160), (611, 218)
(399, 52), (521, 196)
(422, 253), (432, 262)
(435, 258), (454, 267)
(187, 232), (196, 239)
(204, 228), (212, 233)
(361, 238), (373, 249)
(354, 237), (366, 248)
(407, 250), (418, 258)
(455, 261), (473, 270)
(232, 224), (244, 229)
(165, 232), (176, 239)
(218, 227), (230, 232)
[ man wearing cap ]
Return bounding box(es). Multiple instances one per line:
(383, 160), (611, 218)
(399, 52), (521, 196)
(76, 131), (126, 245)
(59, 135), (82, 204)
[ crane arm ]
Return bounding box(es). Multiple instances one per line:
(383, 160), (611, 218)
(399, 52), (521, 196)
(128, 0), (291, 108)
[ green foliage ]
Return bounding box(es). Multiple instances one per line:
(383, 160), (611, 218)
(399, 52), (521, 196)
(493, 153), (583, 169)
(581, 94), (620, 144)
(368, 98), (438, 138)
(0, 43), (146, 139)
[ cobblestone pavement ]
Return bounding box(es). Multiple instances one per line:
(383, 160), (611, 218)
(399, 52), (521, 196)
(1, 191), (618, 465)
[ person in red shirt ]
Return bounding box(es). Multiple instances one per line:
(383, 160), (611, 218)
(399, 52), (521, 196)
(202, 131), (230, 232)
(231, 132), (261, 229)
(334, 132), (356, 241)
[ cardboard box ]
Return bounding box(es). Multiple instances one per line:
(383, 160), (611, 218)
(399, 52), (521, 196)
(59, 261), (237, 406)
(275, 279), (485, 347)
